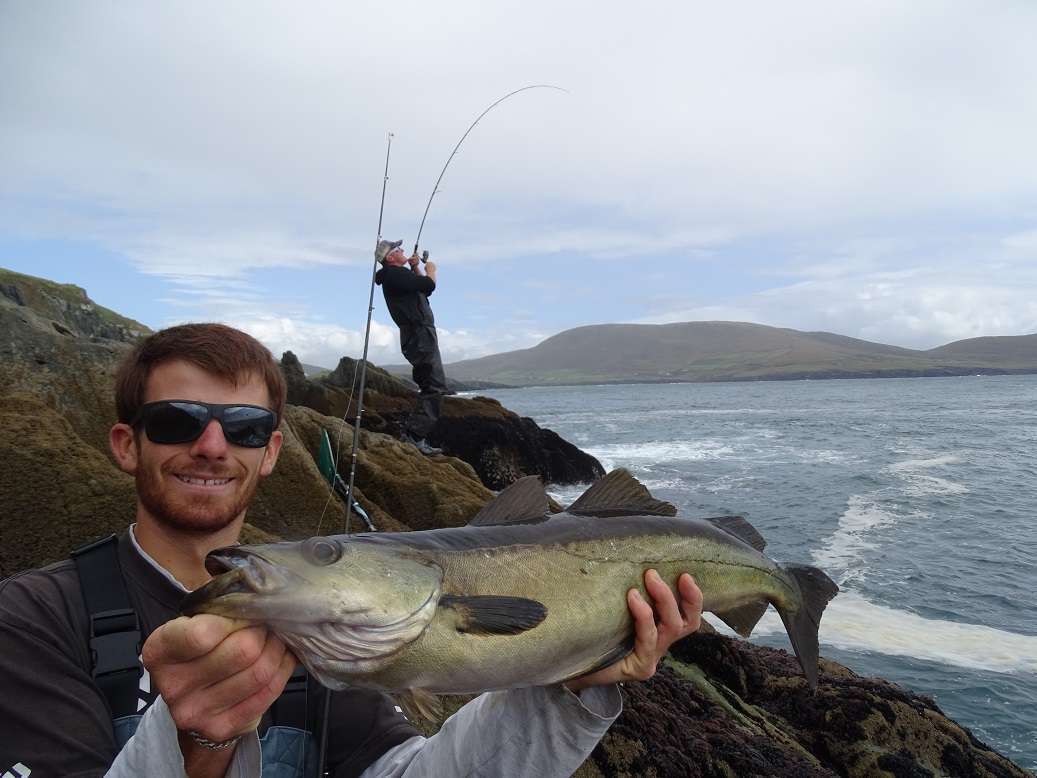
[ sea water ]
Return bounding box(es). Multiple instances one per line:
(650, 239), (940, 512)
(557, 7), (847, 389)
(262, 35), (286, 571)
(473, 375), (1037, 771)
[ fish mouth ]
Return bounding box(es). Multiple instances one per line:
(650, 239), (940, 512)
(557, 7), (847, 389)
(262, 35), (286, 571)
(181, 547), (296, 616)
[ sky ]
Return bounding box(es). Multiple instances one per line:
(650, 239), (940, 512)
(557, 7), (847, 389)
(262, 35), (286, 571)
(2, 1), (1037, 369)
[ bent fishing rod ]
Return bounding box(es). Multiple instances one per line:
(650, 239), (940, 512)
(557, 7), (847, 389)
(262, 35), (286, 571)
(412, 83), (568, 257)
(340, 86), (567, 521)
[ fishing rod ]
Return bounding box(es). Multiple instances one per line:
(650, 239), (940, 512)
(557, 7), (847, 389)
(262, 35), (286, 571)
(343, 130), (394, 535)
(412, 84), (568, 257)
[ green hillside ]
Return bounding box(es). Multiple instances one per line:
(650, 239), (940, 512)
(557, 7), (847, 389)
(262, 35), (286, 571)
(444, 322), (1037, 386)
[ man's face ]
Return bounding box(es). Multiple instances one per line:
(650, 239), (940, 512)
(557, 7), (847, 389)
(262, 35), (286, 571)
(383, 247), (407, 266)
(114, 359), (283, 535)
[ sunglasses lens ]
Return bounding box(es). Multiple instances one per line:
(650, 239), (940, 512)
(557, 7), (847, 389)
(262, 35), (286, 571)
(220, 405), (276, 448)
(143, 402), (209, 444)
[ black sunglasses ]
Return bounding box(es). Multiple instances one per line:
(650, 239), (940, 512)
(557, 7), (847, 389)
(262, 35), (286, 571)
(132, 400), (277, 449)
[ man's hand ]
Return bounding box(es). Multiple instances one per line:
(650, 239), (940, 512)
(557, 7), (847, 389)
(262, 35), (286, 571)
(564, 570), (702, 692)
(142, 615), (296, 771)
(408, 252), (421, 269)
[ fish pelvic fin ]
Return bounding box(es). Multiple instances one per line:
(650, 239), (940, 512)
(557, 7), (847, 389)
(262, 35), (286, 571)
(714, 600), (769, 637)
(567, 468), (677, 517)
(777, 565), (839, 689)
(564, 635), (635, 682)
(469, 476), (549, 526)
(439, 594), (548, 635)
(395, 688), (443, 722)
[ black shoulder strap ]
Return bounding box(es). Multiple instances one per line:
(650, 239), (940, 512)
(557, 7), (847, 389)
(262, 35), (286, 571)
(71, 535), (143, 718)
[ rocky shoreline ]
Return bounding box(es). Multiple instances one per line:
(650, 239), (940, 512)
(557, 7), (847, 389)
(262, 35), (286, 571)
(0, 267), (1029, 776)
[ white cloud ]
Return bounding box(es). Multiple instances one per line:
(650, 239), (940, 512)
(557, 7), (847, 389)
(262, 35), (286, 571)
(639, 253), (1037, 348)
(3, 1), (1037, 349)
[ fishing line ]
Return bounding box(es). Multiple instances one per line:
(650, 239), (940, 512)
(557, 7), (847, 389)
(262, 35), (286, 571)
(412, 84), (568, 255)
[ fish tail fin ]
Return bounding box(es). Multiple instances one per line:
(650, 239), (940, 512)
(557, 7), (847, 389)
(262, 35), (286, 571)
(776, 565), (839, 689)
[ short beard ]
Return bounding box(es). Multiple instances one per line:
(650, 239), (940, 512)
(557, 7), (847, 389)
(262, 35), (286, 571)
(136, 464), (258, 536)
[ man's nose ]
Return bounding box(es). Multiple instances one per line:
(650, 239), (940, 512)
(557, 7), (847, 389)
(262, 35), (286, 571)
(189, 419), (228, 457)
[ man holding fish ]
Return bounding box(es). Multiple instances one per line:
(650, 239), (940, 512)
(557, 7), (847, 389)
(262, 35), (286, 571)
(0, 323), (704, 778)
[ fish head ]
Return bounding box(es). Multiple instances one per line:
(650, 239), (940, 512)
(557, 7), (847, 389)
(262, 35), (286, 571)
(181, 537), (443, 685)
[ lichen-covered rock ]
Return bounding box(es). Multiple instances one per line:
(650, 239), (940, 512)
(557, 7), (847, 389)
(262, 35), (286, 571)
(0, 394), (137, 578)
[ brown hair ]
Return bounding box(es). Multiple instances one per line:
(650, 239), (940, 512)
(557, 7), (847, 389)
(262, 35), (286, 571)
(114, 323), (287, 425)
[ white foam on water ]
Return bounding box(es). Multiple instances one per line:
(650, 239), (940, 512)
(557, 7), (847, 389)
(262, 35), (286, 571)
(585, 439), (735, 467)
(641, 477), (685, 491)
(888, 454), (968, 497)
(888, 454), (962, 471)
(738, 590), (1037, 675)
(546, 484), (591, 506)
(812, 495), (901, 574)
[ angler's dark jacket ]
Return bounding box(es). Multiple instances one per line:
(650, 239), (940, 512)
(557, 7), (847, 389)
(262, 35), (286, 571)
(374, 265), (436, 329)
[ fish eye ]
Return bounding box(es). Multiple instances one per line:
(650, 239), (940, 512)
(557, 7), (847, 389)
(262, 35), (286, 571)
(306, 538), (342, 566)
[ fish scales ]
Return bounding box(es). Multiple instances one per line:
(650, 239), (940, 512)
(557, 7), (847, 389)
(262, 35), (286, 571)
(182, 470), (838, 695)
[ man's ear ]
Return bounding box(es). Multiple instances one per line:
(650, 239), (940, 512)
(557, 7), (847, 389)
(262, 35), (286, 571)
(109, 423), (139, 474)
(260, 430), (283, 477)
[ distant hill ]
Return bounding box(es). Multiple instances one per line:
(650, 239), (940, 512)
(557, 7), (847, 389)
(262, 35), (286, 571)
(443, 322), (1037, 386)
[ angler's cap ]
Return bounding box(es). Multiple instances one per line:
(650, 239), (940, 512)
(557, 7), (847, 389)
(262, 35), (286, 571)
(375, 239), (403, 263)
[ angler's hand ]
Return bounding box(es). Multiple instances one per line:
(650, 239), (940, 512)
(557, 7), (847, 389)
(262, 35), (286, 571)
(142, 615), (296, 757)
(564, 570), (702, 692)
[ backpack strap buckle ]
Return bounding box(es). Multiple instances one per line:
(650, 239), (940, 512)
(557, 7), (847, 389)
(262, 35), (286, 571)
(89, 608), (141, 677)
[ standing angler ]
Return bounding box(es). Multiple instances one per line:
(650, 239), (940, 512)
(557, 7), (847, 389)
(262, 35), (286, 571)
(375, 239), (447, 455)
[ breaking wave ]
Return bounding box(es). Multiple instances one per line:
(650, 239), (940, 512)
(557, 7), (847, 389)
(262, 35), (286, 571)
(812, 495), (906, 577)
(887, 454), (968, 497)
(737, 590), (1037, 675)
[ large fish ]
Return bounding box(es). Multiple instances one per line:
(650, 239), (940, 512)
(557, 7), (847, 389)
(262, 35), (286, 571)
(182, 469), (838, 697)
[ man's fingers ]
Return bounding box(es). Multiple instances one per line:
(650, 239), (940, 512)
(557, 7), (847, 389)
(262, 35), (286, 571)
(627, 588), (657, 652)
(186, 631), (289, 716)
(644, 569), (683, 634)
(143, 615), (251, 666)
(678, 573), (703, 630)
(205, 650), (298, 741)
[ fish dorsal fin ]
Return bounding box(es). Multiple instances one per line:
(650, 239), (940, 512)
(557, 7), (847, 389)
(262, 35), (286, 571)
(567, 468), (677, 517)
(439, 594), (547, 635)
(468, 476), (549, 526)
(705, 515), (766, 552)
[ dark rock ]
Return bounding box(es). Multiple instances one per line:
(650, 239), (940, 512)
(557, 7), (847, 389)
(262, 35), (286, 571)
(429, 395), (605, 490)
(282, 355), (604, 490)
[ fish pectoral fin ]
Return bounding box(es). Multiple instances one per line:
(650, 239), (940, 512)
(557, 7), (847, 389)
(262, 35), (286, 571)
(439, 594), (548, 635)
(704, 516), (766, 552)
(567, 468), (677, 517)
(468, 476), (549, 526)
(394, 688), (443, 722)
(713, 600), (769, 638)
